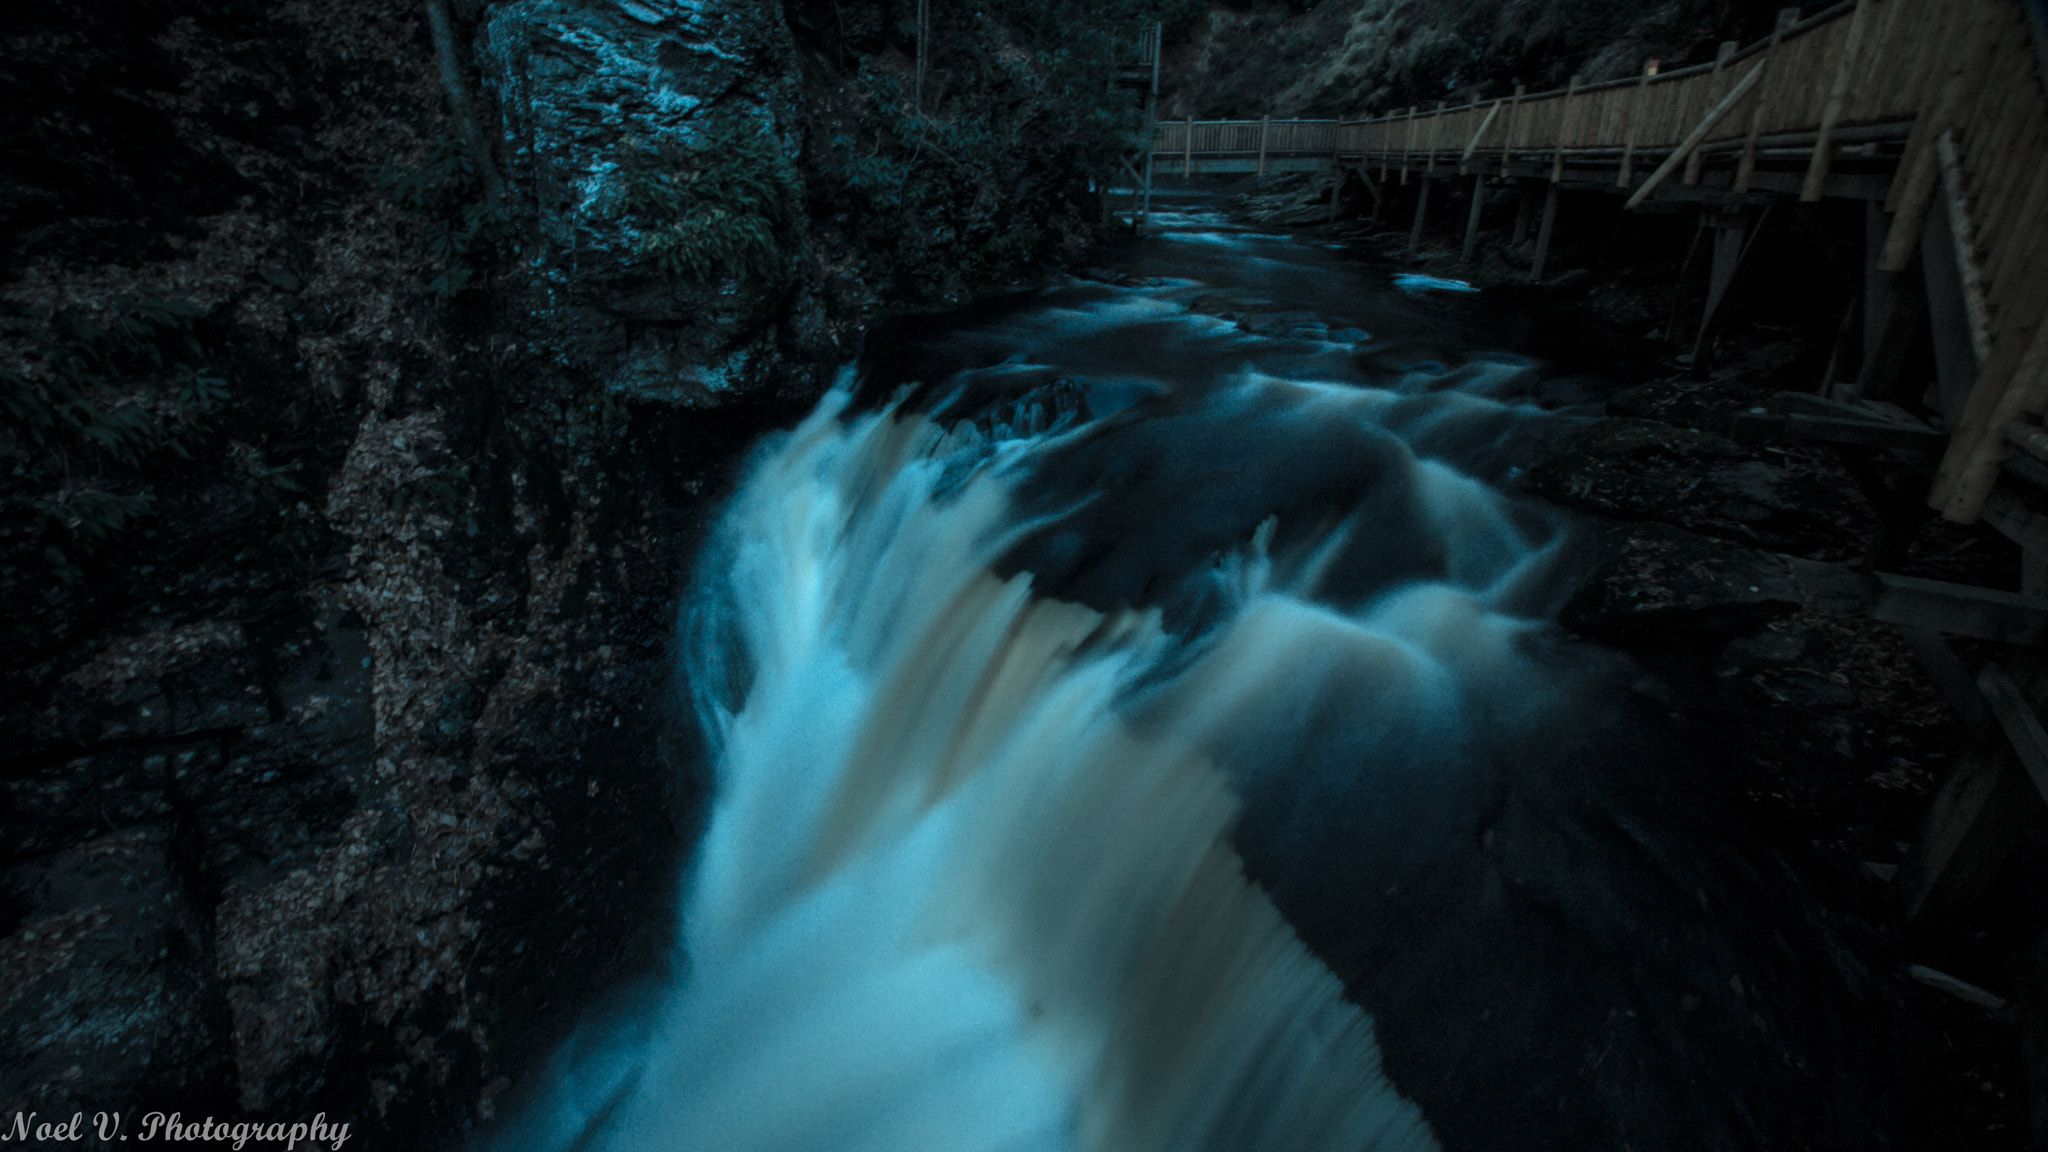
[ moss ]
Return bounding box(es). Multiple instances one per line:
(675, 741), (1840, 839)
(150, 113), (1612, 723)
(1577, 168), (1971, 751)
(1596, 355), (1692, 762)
(601, 119), (802, 284)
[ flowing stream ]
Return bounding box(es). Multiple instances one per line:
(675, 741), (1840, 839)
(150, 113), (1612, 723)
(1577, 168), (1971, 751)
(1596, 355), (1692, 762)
(503, 196), (1883, 1152)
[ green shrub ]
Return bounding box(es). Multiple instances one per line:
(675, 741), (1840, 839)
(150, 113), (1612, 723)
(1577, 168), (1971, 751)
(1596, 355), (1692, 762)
(601, 119), (802, 283)
(0, 293), (228, 589)
(376, 137), (509, 297)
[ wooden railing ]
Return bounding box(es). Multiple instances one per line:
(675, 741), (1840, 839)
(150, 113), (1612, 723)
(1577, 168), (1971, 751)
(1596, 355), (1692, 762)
(1152, 0), (2048, 527)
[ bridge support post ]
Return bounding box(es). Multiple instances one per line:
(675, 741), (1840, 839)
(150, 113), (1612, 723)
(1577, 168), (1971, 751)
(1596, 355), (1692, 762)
(1511, 180), (1533, 248)
(1530, 182), (1559, 281)
(1408, 177), (1432, 256)
(1694, 205), (1758, 366)
(1461, 174), (1486, 263)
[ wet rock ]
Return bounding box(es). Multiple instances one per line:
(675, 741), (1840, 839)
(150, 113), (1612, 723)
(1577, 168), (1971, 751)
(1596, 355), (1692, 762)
(1719, 627), (1810, 673)
(1561, 521), (1872, 640)
(477, 0), (827, 405)
(1524, 417), (1878, 558)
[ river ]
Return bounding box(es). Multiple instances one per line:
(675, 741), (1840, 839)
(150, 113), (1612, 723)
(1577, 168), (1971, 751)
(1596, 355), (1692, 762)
(498, 193), (1884, 1152)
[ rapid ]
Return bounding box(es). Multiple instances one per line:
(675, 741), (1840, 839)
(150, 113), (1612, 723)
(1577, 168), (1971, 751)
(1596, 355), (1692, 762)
(499, 195), (1884, 1152)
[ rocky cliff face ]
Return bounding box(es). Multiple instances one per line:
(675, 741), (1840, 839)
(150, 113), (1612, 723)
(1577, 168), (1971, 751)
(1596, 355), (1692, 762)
(0, 0), (1153, 1144)
(1166, 0), (1808, 119)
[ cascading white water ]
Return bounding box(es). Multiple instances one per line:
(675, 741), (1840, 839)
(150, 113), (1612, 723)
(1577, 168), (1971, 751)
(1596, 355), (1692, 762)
(502, 344), (1578, 1151)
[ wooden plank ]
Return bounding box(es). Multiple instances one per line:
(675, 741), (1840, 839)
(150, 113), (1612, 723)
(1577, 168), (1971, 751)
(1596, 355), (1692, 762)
(2008, 422), (2048, 467)
(1853, 246), (1926, 403)
(1626, 59), (1767, 210)
(1427, 100), (1446, 175)
(1463, 173), (1487, 262)
(1936, 127), (1994, 365)
(1688, 42), (1741, 185)
(1880, 0), (1995, 269)
(1730, 410), (1948, 451)
(1552, 76), (1583, 183)
(1802, 0), (1872, 200)
(1502, 84), (1525, 166)
(1409, 176), (1432, 255)
(1898, 686), (2039, 924)
(1980, 663), (2048, 804)
(1461, 99), (1503, 172)
(1931, 318), (2048, 522)
(1868, 571), (2048, 644)
(1402, 105), (1418, 184)
(1981, 483), (2048, 557)
(1738, 9), (1803, 194)
(1531, 181), (1560, 281)
(1617, 58), (1660, 188)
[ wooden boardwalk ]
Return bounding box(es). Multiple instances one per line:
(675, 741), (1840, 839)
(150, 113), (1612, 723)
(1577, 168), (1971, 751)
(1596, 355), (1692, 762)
(1130, 0), (2048, 925)
(1143, 0), (2048, 532)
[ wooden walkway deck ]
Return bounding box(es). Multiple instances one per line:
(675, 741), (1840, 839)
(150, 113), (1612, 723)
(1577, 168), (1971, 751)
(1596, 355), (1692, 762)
(1143, 0), (2048, 532)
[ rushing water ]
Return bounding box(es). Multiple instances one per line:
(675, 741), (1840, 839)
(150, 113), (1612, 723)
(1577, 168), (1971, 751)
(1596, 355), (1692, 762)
(502, 197), (1883, 1152)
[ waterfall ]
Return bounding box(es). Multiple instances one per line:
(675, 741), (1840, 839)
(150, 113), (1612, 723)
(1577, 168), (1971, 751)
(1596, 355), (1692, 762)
(502, 342), (1587, 1152)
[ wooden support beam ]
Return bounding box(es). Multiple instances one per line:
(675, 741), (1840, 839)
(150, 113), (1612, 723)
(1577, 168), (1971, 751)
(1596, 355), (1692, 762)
(1694, 206), (1753, 356)
(1932, 319), (2048, 523)
(1736, 9), (1801, 195)
(1897, 647), (2043, 925)
(1531, 181), (1560, 281)
(2009, 423), (2048, 467)
(1511, 180), (1533, 247)
(1980, 663), (2048, 804)
(1803, 0), (1873, 201)
(1920, 201), (1987, 423)
(1852, 253), (1926, 403)
(1257, 115), (1271, 177)
(1616, 58), (1659, 189)
(1625, 59), (1766, 210)
(1934, 129), (1994, 365)
(1462, 174), (1486, 262)
(1327, 166), (1343, 223)
(1551, 76), (1582, 184)
(1184, 114), (1194, 177)
(1868, 572), (2048, 645)
(1880, 0), (1995, 271)
(1426, 100), (1446, 176)
(1501, 84), (1525, 168)
(1687, 42), (1740, 186)
(1460, 100), (1503, 172)
(1409, 176), (1432, 256)
(1730, 410), (1949, 452)
(1402, 105), (1417, 184)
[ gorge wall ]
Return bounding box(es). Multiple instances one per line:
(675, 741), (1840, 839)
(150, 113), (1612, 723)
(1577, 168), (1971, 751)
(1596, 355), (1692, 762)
(1165, 0), (1814, 119)
(0, 0), (1165, 1144)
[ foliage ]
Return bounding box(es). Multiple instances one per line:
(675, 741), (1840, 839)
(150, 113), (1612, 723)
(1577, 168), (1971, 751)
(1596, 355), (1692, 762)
(600, 119), (802, 283)
(377, 137), (509, 297)
(0, 293), (229, 587)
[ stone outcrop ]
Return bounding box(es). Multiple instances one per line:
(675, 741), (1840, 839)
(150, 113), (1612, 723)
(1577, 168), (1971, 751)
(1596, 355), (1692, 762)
(0, 0), (1139, 1145)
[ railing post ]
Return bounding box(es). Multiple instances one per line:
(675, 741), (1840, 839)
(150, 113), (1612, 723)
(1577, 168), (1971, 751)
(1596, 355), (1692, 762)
(1617, 58), (1659, 189)
(1462, 172), (1487, 262)
(1257, 114), (1271, 177)
(1426, 100), (1445, 177)
(1687, 42), (1739, 186)
(1402, 105), (1417, 184)
(1551, 74), (1582, 184)
(1502, 83), (1525, 168)
(1184, 114), (1194, 177)
(1803, 0), (1873, 201)
(1737, 8), (1801, 194)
